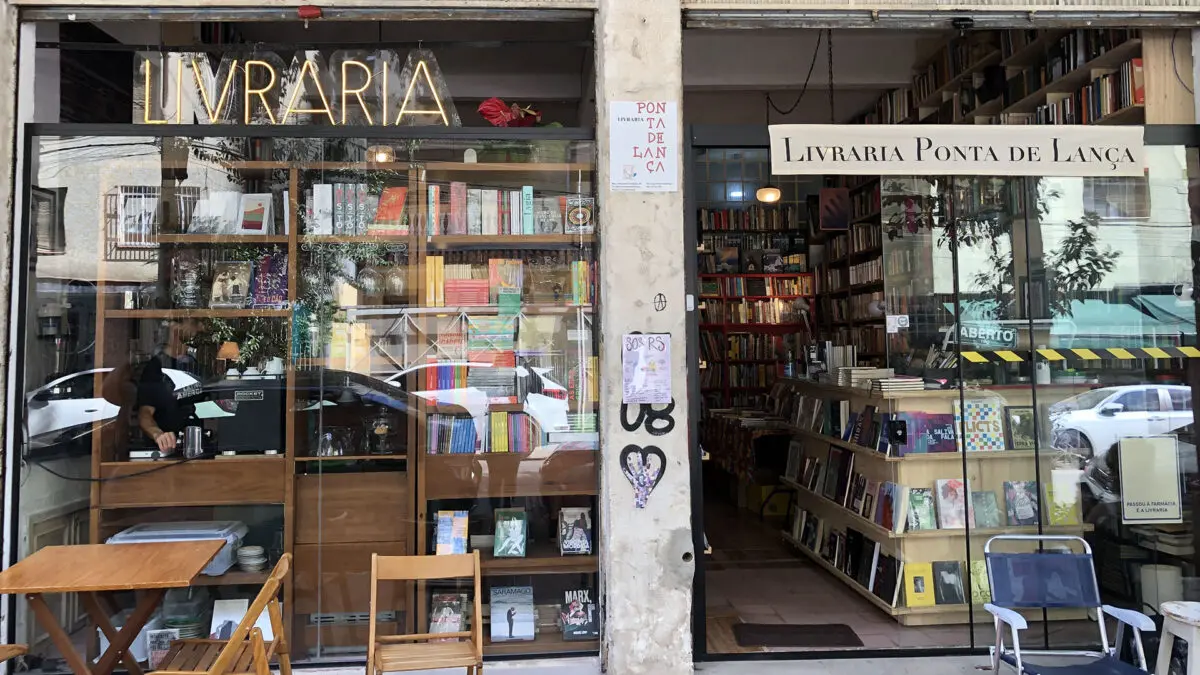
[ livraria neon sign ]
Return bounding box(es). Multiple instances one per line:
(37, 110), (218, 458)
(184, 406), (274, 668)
(135, 49), (462, 126)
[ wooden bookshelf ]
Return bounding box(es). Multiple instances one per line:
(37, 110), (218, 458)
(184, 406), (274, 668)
(777, 378), (1092, 626)
(90, 142), (600, 662)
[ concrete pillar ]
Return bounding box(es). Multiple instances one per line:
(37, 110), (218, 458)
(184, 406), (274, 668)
(595, 1), (693, 675)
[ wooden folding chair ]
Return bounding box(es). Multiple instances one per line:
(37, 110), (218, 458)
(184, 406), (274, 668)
(157, 554), (292, 675)
(368, 551), (483, 675)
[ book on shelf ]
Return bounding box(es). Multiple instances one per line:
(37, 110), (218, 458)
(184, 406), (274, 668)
(906, 488), (937, 532)
(250, 252), (288, 308)
(426, 415), (480, 455)
(561, 589), (599, 641)
(972, 491), (1003, 529)
(697, 205), (802, 232)
(239, 193), (273, 234)
(800, 511), (823, 551)
(435, 510), (469, 555)
(1004, 480), (1040, 526)
(875, 482), (909, 534)
(861, 480), (880, 520)
(784, 440), (804, 482)
(904, 563), (936, 608)
(559, 507), (593, 555)
(969, 560), (991, 605)
(1046, 474), (1081, 526)
(565, 196), (595, 234)
(894, 412), (957, 455)
(372, 186), (409, 235)
(430, 593), (468, 638)
(872, 554), (904, 608)
(935, 479), (970, 529)
(821, 447), (846, 501)
(490, 586), (536, 642)
(493, 508), (528, 558)
(932, 561), (967, 605)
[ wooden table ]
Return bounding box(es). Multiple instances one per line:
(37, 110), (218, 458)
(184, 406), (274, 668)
(0, 541), (223, 675)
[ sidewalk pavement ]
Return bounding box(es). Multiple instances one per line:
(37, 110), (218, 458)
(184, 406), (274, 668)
(298, 653), (987, 674)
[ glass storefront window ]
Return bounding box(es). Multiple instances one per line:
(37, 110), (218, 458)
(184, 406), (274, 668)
(17, 132), (599, 665)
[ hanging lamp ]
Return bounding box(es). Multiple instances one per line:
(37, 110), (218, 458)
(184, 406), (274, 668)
(756, 94), (782, 203)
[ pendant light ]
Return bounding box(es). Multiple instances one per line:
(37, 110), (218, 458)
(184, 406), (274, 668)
(757, 93), (782, 203)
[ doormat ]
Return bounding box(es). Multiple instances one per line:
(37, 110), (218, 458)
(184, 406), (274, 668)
(732, 623), (863, 648)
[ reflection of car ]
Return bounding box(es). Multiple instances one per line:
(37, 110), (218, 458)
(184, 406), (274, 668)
(25, 367), (200, 451)
(1048, 385), (1193, 458)
(1082, 423), (1197, 504)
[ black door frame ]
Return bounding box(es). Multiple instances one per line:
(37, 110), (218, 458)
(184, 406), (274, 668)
(686, 123), (1200, 662)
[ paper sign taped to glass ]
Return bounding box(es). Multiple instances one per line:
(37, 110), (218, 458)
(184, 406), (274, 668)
(622, 333), (671, 405)
(1119, 436), (1183, 524)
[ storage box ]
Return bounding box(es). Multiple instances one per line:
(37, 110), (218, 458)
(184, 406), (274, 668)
(746, 485), (790, 519)
(107, 521), (249, 576)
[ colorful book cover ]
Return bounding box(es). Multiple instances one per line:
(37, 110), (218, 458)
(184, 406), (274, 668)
(935, 479), (969, 529)
(435, 510), (468, 555)
(373, 186), (408, 235)
(877, 483), (901, 530)
(971, 491), (1002, 529)
(1046, 476), (1081, 526)
(493, 507), (527, 557)
(715, 246), (739, 273)
(490, 586), (535, 642)
(904, 562), (936, 608)
(906, 487), (937, 531)
(969, 560), (991, 605)
(841, 413), (859, 442)
(933, 561), (967, 605)
(954, 399), (1006, 452)
(1004, 480), (1040, 526)
(449, 181), (468, 235)
(521, 185), (535, 234)
(564, 196), (595, 234)
(561, 589), (599, 641)
(430, 593), (467, 638)
(533, 197), (562, 234)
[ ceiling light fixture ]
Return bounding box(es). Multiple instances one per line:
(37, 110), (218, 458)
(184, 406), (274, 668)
(758, 93), (781, 204)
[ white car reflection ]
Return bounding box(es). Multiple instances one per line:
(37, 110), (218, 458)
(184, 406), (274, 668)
(381, 361), (571, 434)
(1049, 384), (1193, 458)
(25, 367), (200, 449)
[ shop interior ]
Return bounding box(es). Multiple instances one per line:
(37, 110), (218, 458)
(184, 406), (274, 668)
(688, 27), (1200, 656)
(17, 16), (602, 671)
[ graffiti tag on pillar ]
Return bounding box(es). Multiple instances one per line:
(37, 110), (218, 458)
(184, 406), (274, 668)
(620, 444), (666, 509)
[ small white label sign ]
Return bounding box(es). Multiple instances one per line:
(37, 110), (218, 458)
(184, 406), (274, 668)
(610, 101), (679, 192)
(1119, 436), (1183, 524)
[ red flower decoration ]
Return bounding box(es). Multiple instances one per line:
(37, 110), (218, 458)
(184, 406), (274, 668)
(478, 97), (543, 127)
(478, 97), (515, 126)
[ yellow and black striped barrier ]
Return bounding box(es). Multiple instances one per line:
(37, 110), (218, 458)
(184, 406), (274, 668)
(959, 346), (1200, 364)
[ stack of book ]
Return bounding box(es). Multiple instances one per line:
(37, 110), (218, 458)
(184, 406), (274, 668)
(835, 367), (895, 388)
(426, 415), (480, 454)
(870, 377), (926, 394)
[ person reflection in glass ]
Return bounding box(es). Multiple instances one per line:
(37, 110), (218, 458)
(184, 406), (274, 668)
(137, 318), (200, 454)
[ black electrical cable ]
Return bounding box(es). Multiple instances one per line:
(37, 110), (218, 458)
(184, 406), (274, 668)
(766, 30), (824, 117)
(1171, 30), (1194, 96)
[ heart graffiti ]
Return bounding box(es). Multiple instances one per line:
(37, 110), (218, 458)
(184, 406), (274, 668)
(619, 444), (666, 509)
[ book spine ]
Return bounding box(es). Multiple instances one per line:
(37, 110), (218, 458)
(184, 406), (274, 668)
(333, 183), (346, 235)
(450, 182), (467, 235)
(521, 186), (534, 235)
(427, 185), (441, 236)
(467, 189), (482, 235)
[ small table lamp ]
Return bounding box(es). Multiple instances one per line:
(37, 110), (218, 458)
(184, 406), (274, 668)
(217, 341), (240, 375)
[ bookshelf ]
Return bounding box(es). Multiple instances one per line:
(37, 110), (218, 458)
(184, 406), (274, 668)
(698, 272), (814, 409)
(87, 140), (600, 660)
(819, 177), (886, 366)
(773, 378), (1093, 626)
(852, 29), (1194, 127)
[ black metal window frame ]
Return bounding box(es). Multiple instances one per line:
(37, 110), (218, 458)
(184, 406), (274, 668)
(684, 122), (1200, 663)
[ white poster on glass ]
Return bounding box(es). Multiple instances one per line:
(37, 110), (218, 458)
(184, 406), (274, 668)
(609, 101), (679, 192)
(1119, 436), (1183, 524)
(622, 333), (671, 404)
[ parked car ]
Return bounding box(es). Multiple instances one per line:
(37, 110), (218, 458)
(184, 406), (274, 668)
(24, 367), (200, 451)
(1048, 384), (1193, 459)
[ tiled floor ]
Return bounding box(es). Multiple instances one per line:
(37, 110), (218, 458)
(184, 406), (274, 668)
(702, 500), (1102, 654)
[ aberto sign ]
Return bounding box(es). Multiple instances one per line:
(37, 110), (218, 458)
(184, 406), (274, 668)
(769, 124), (1144, 177)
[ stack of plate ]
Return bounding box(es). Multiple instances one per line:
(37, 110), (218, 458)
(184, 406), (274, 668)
(165, 617), (205, 639)
(236, 546), (268, 573)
